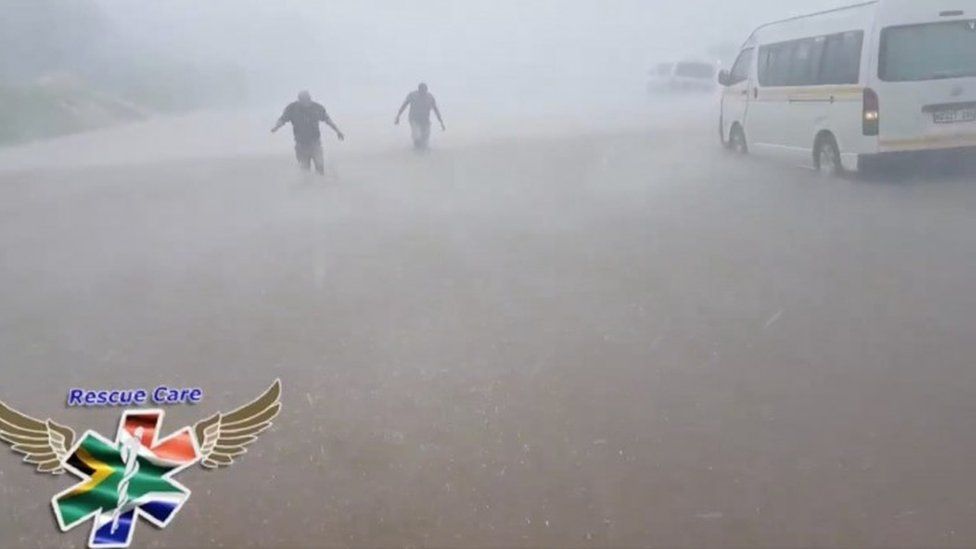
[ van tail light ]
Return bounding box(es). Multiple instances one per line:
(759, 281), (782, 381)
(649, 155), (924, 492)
(863, 88), (880, 136)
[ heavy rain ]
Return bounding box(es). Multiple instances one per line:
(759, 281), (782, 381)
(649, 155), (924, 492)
(2, 0), (976, 547)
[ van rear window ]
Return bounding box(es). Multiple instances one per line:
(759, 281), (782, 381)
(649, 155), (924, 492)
(880, 21), (976, 82)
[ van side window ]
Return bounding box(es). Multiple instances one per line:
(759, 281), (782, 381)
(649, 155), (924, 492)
(759, 31), (862, 86)
(796, 36), (827, 85)
(760, 42), (796, 86)
(788, 39), (816, 85)
(820, 31), (864, 84)
(729, 48), (753, 84)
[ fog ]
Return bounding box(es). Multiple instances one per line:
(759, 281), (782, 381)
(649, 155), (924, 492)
(105, 0), (840, 112)
(4, 1), (976, 548)
(4, 0), (845, 125)
(0, 0), (847, 154)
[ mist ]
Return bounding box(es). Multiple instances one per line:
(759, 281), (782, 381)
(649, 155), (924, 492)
(0, 0), (847, 152)
(4, 0), (845, 129)
(4, 1), (976, 548)
(103, 0), (842, 111)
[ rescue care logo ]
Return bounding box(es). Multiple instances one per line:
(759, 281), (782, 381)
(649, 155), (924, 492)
(0, 380), (281, 548)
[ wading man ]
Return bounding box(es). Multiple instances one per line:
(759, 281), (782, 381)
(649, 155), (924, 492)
(395, 83), (445, 149)
(272, 90), (344, 174)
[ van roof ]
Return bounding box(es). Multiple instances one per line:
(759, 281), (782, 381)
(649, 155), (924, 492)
(743, 1), (878, 46)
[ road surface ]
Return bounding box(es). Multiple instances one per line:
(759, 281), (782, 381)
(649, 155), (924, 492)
(2, 107), (976, 548)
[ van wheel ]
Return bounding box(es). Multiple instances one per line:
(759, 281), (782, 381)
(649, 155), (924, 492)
(729, 125), (748, 155)
(814, 134), (843, 177)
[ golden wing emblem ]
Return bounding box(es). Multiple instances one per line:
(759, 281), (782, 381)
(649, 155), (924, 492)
(0, 400), (76, 474)
(194, 380), (281, 469)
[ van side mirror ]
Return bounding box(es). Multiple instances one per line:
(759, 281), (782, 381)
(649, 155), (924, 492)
(718, 70), (732, 87)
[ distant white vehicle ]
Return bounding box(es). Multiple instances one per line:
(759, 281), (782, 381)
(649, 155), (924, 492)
(647, 62), (675, 92)
(648, 60), (718, 93)
(718, 0), (976, 175)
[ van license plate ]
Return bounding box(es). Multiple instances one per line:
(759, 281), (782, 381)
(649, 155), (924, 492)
(934, 108), (976, 124)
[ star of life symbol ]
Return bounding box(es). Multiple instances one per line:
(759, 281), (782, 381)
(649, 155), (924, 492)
(0, 380), (281, 548)
(52, 411), (198, 548)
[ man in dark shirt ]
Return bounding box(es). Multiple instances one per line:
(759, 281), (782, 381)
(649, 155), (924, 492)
(272, 90), (345, 174)
(395, 83), (445, 149)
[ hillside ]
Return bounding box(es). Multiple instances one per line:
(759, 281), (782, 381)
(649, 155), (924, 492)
(0, 0), (245, 145)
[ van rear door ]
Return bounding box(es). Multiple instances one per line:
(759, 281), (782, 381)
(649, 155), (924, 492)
(874, 15), (976, 152)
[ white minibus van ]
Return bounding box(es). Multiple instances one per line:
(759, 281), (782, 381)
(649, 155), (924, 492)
(718, 0), (976, 175)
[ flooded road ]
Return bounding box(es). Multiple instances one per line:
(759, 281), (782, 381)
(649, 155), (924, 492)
(2, 111), (976, 548)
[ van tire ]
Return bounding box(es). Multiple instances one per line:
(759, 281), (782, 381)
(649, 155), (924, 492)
(814, 134), (843, 177)
(729, 124), (748, 155)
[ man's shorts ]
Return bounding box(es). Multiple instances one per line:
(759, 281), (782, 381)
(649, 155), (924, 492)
(295, 141), (324, 173)
(410, 119), (431, 148)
